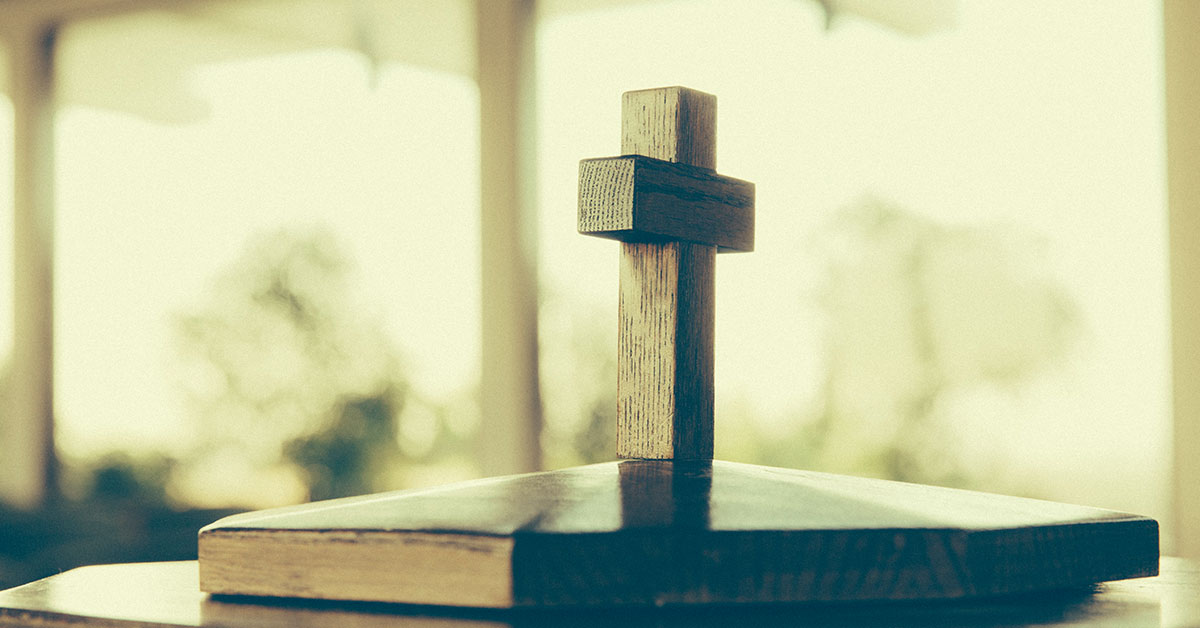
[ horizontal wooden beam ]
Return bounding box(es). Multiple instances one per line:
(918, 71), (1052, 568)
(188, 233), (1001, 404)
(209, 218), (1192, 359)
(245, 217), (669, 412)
(578, 156), (755, 253)
(0, 0), (189, 30)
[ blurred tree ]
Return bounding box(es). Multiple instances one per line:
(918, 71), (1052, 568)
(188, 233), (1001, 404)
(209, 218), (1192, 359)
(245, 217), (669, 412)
(285, 392), (400, 501)
(4, 232), (431, 587)
(810, 199), (1080, 485)
(539, 287), (617, 468)
(83, 452), (174, 506)
(538, 199), (1079, 489)
(0, 451), (236, 591)
(173, 229), (410, 503)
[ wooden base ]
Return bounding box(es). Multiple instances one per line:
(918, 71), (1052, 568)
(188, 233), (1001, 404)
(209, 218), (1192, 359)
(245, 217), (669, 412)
(198, 460), (1158, 608)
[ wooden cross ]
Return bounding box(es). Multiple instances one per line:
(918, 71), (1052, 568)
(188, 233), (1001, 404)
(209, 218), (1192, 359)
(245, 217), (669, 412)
(578, 86), (755, 460)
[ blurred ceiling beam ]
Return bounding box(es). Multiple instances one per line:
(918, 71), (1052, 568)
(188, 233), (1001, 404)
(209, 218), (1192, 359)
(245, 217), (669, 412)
(1, 0), (961, 126)
(536, 0), (957, 35)
(0, 0), (186, 28)
(821, 0), (956, 35)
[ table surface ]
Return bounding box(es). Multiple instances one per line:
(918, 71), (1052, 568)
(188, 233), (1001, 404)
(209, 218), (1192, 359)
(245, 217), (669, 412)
(0, 558), (1197, 627)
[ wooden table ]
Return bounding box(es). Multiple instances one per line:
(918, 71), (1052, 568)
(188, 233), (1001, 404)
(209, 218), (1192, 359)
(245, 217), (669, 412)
(0, 558), (1196, 627)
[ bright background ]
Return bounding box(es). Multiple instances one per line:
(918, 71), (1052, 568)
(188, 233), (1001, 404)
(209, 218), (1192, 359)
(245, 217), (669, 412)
(537, 0), (1168, 525)
(0, 0), (1170, 538)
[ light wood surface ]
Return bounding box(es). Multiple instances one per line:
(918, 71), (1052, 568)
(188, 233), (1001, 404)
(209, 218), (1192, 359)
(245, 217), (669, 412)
(615, 87), (717, 461)
(585, 86), (753, 460)
(618, 242), (715, 460)
(621, 87), (716, 169)
(201, 530), (513, 607)
(198, 460), (1157, 607)
(578, 156), (754, 251)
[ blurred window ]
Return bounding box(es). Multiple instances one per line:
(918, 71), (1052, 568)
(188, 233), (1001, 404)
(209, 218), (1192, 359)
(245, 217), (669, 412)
(54, 10), (481, 506)
(536, 0), (1169, 539)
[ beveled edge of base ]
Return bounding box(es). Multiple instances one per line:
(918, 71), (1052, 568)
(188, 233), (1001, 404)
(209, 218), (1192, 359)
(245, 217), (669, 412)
(198, 517), (1159, 608)
(199, 529), (516, 608)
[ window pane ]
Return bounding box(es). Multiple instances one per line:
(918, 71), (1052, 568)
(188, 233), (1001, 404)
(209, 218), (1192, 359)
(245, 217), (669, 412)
(55, 11), (480, 507)
(537, 0), (1168, 541)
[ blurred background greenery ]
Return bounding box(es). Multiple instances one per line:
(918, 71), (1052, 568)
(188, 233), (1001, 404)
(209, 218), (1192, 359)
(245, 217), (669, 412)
(0, 195), (1080, 588)
(0, 0), (1171, 589)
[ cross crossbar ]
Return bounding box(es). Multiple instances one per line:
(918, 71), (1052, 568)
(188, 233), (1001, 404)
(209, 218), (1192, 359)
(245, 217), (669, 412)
(578, 155), (755, 252)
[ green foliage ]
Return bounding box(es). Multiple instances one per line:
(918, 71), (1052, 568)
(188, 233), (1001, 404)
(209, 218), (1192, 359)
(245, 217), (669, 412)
(0, 453), (237, 591)
(807, 199), (1079, 485)
(539, 287), (617, 467)
(284, 390), (402, 501)
(173, 229), (411, 502)
(538, 198), (1079, 489)
(83, 453), (175, 506)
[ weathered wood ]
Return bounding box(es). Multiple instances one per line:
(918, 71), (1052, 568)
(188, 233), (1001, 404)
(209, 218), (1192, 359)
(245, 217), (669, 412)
(201, 530), (513, 607)
(197, 460), (1159, 608)
(594, 86), (732, 461)
(618, 242), (714, 459)
(622, 87), (716, 169)
(579, 156), (755, 252)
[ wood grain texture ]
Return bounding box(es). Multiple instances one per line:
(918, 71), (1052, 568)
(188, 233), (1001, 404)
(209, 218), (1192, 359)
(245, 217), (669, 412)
(200, 531), (513, 607)
(578, 156), (755, 252)
(608, 86), (728, 461)
(622, 87), (717, 169)
(618, 242), (714, 460)
(196, 460), (1158, 608)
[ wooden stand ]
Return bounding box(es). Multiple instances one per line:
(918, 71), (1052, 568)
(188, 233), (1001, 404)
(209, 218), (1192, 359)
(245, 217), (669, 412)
(197, 87), (1158, 608)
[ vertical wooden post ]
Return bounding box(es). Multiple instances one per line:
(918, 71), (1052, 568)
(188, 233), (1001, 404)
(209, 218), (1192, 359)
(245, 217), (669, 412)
(617, 87), (717, 460)
(2, 21), (58, 508)
(476, 0), (542, 475)
(1166, 0), (1200, 560)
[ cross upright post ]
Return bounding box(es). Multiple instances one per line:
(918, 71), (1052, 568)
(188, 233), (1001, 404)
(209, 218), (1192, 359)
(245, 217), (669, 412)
(578, 86), (756, 460)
